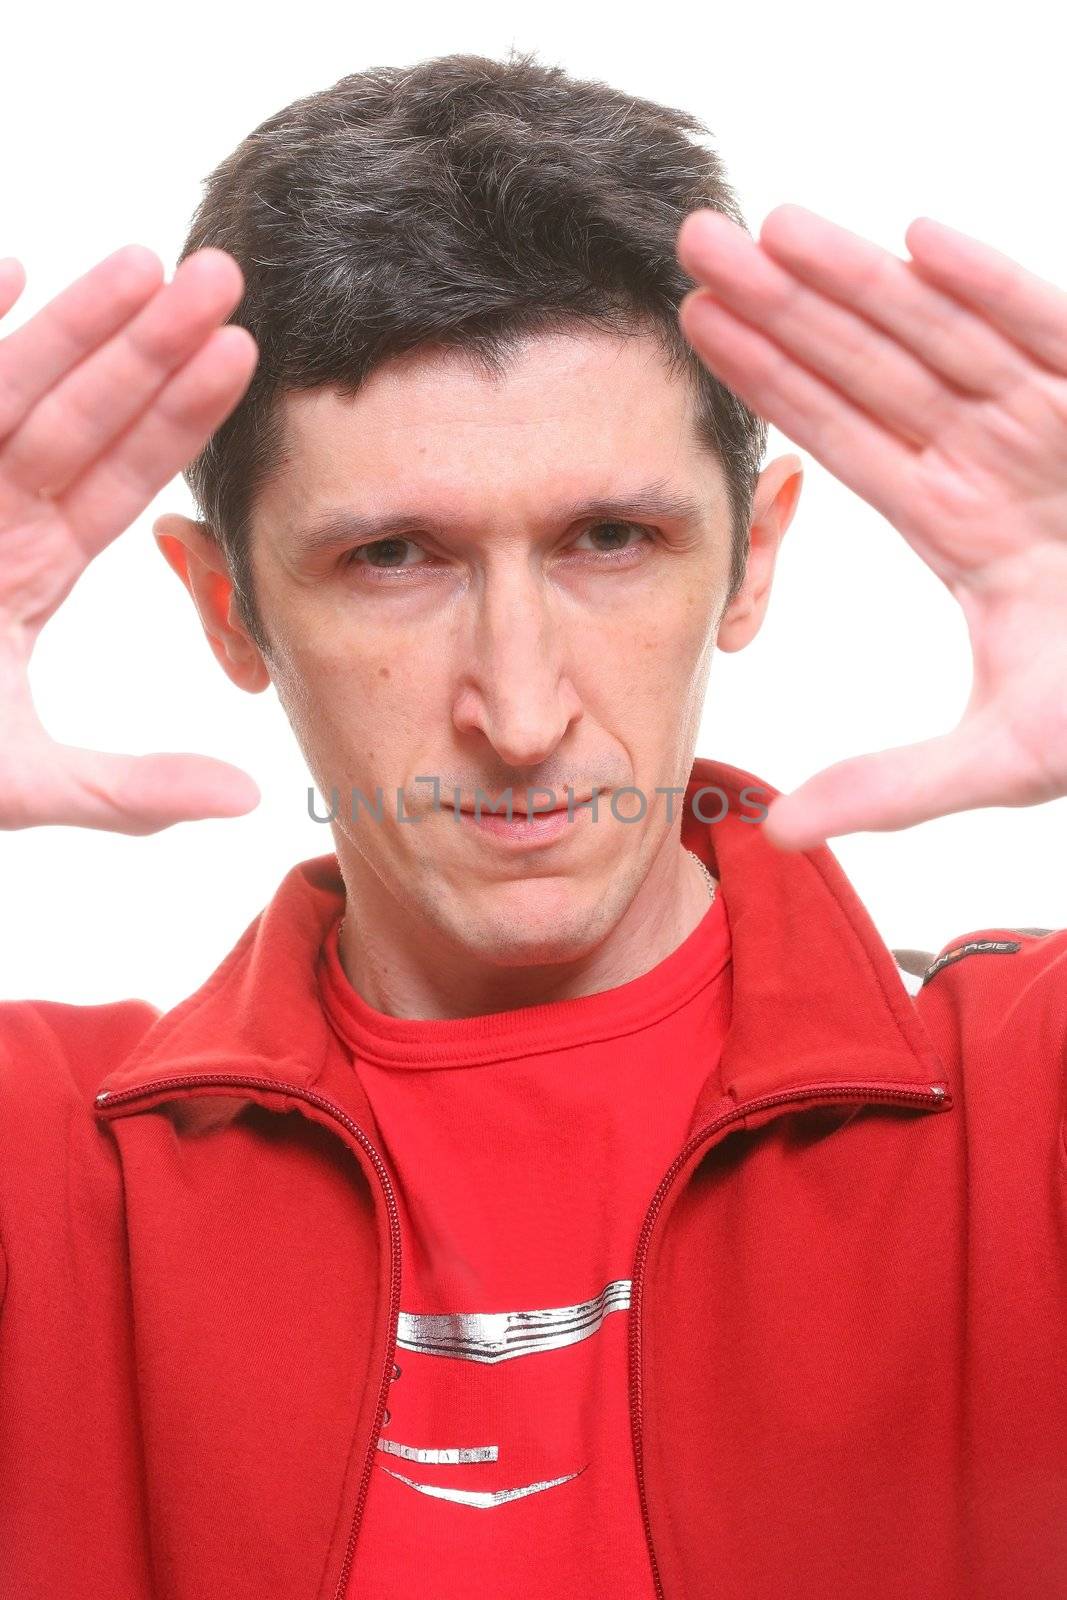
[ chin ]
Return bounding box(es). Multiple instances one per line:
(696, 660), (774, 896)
(453, 893), (614, 970)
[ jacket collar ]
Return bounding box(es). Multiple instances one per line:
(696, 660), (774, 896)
(94, 757), (946, 1117)
(680, 758), (945, 1128)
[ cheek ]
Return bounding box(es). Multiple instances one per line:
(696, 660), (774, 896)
(268, 634), (394, 772)
(317, 659), (445, 778)
(590, 592), (715, 757)
(597, 588), (712, 687)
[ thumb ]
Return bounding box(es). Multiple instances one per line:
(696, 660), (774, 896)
(52, 747), (261, 835)
(759, 726), (1003, 852)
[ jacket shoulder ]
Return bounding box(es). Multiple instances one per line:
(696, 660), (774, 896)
(898, 925), (1067, 1088)
(0, 996), (162, 1107)
(897, 924), (1067, 996)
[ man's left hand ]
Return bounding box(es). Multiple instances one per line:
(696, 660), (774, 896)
(676, 204), (1067, 850)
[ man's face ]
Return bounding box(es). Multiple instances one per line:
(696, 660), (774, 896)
(248, 326), (739, 966)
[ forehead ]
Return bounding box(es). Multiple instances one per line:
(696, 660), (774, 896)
(259, 325), (720, 519)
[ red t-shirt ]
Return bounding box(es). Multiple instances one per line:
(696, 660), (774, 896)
(318, 883), (732, 1599)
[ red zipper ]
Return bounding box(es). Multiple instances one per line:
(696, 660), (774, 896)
(627, 1077), (951, 1600)
(94, 1073), (401, 1600)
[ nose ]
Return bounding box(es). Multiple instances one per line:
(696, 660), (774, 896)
(451, 559), (583, 769)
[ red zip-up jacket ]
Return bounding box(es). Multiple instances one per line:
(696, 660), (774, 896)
(1, 756), (1065, 1599)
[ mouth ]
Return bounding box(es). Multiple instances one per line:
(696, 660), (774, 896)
(456, 800), (591, 818)
(454, 800), (591, 848)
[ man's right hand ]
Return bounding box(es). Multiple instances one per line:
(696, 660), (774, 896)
(0, 244), (261, 833)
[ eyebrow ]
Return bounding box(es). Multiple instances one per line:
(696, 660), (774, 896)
(288, 484), (706, 554)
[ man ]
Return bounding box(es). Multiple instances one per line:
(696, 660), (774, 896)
(0, 48), (1065, 1600)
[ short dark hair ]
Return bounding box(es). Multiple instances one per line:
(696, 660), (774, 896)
(178, 49), (768, 655)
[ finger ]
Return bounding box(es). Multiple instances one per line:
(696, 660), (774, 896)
(675, 211), (958, 449)
(1, 248), (246, 497)
(45, 747), (261, 835)
(757, 726), (1020, 852)
(905, 215), (1067, 376)
(0, 245), (164, 442)
(56, 324), (258, 560)
(703, 205), (1030, 401)
(678, 288), (915, 526)
(0, 258), (27, 321)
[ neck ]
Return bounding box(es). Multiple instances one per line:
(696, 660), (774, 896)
(335, 839), (717, 1021)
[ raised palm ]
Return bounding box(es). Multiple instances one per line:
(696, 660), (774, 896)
(0, 244), (259, 833)
(677, 205), (1067, 850)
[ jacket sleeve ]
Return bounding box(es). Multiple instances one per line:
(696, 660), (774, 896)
(916, 923), (1067, 1172)
(0, 995), (161, 1330)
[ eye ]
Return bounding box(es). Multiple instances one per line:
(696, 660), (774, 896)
(570, 521), (654, 557)
(347, 536), (429, 571)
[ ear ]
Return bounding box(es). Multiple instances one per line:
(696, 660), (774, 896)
(153, 512), (271, 693)
(717, 453), (804, 653)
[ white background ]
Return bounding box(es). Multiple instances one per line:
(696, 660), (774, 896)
(2, 0), (1065, 1008)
